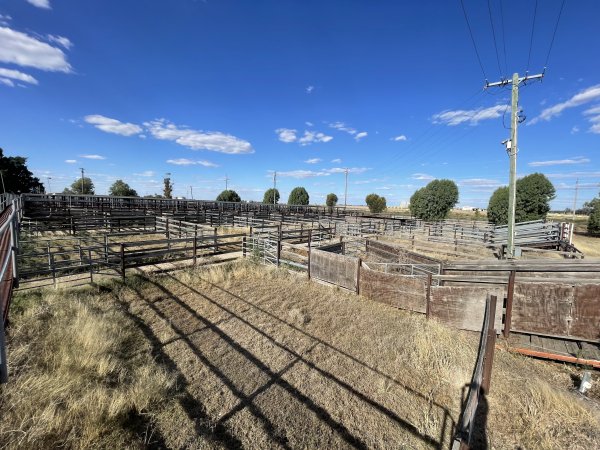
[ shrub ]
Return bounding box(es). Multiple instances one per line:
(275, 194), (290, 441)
(109, 179), (138, 197)
(263, 188), (280, 204)
(288, 187), (309, 205)
(326, 193), (338, 211)
(588, 198), (600, 234)
(365, 193), (386, 213)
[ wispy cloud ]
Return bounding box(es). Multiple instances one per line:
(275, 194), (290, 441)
(133, 170), (156, 177)
(304, 158), (321, 164)
(412, 173), (435, 181)
(275, 167), (369, 179)
(528, 156), (590, 167)
(0, 68), (37, 86)
(546, 171), (600, 179)
(166, 158), (218, 167)
(85, 114), (142, 136)
(306, 85), (314, 94)
(393, 135), (407, 141)
(432, 105), (506, 126)
(276, 128), (333, 146)
(331, 158), (342, 163)
(145, 119), (253, 154)
(327, 167), (369, 174)
(0, 26), (71, 72)
(458, 178), (502, 188)
(79, 154), (106, 160)
(530, 85), (600, 124)
(65, 159), (77, 164)
(47, 34), (73, 50)
(329, 121), (356, 135)
(583, 105), (600, 134)
(26, 0), (51, 9)
(0, 15), (11, 26)
(354, 131), (368, 141)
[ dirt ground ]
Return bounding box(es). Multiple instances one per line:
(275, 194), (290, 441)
(4, 261), (600, 449)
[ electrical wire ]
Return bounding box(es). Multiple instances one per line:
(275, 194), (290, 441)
(526, 0), (538, 73)
(487, 0), (503, 78)
(544, 0), (566, 69)
(499, 0), (508, 76)
(460, 0), (488, 81)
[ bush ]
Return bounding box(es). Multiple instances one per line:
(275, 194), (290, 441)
(588, 198), (600, 234)
(109, 179), (138, 197)
(216, 190), (241, 202)
(409, 179), (459, 221)
(288, 187), (309, 205)
(326, 193), (338, 211)
(365, 193), (386, 213)
(263, 188), (280, 204)
(487, 173), (556, 224)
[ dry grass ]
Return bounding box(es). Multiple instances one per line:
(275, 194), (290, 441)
(572, 233), (600, 257)
(3, 261), (599, 449)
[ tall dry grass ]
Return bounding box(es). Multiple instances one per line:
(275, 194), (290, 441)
(0, 284), (175, 449)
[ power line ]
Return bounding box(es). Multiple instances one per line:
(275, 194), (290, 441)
(526, 0), (538, 73)
(460, 0), (488, 81)
(544, 0), (566, 69)
(487, 0), (503, 77)
(499, 0), (508, 75)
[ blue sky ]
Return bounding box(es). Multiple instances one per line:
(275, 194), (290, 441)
(0, 0), (598, 209)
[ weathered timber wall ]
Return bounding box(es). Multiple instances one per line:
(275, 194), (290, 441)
(511, 283), (600, 341)
(359, 265), (427, 313)
(310, 249), (358, 291)
(429, 286), (505, 332)
(366, 239), (441, 265)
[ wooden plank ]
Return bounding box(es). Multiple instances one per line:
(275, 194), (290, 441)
(359, 265), (427, 313)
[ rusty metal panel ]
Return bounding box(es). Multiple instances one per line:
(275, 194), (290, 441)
(570, 285), (600, 341)
(366, 239), (441, 265)
(359, 265), (427, 313)
(310, 249), (358, 291)
(510, 283), (573, 337)
(430, 286), (504, 332)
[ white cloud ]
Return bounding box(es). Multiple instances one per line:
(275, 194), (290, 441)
(583, 105), (600, 134)
(133, 170), (155, 177)
(546, 171), (600, 179)
(458, 178), (502, 188)
(528, 157), (590, 167)
(277, 128), (332, 145)
(327, 167), (369, 174)
(412, 173), (435, 181)
(0, 15), (11, 26)
(432, 105), (506, 126)
(331, 158), (342, 163)
(276, 128), (297, 143)
(79, 154), (106, 160)
(354, 131), (368, 141)
(65, 159), (77, 164)
(146, 119), (253, 154)
(306, 85), (314, 94)
(26, 0), (51, 9)
(393, 135), (407, 141)
(275, 170), (329, 179)
(47, 35), (73, 50)
(571, 126), (580, 134)
(166, 158), (218, 167)
(0, 77), (14, 87)
(329, 121), (357, 135)
(305, 121), (314, 127)
(304, 158), (321, 164)
(0, 26), (71, 72)
(0, 68), (38, 85)
(530, 85), (600, 124)
(85, 115), (142, 137)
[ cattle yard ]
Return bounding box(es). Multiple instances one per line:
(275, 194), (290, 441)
(1, 193), (599, 449)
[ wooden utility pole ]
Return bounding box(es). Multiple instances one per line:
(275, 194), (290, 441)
(572, 178), (579, 222)
(225, 174), (229, 191)
(273, 171), (277, 205)
(190, 185), (193, 199)
(486, 71), (544, 258)
(80, 168), (85, 194)
(344, 168), (349, 210)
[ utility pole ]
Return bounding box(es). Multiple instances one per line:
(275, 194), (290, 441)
(80, 168), (85, 195)
(47, 177), (52, 194)
(487, 71), (544, 258)
(572, 178), (579, 222)
(225, 174), (229, 191)
(344, 168), (349, 210)
(190, 185), (193, 200)
(273, 171), (277, 205)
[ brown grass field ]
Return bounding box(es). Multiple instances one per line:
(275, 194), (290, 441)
(2, 261), (599, 449)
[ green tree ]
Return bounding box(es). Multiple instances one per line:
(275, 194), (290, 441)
(486, 173), (556, 224)
(588, 194), (600, 235)
(64, 177), (94, 195)
(263, 188), (280, 204)
(365, 193), (387, 213)
(109, 179), (138, 197)
(409, 179), (459, 221)
(288, 187), (309, 205)
(216, 190), (241, 202)
(163, 176), (173, 199)
(0, 148), (44, 194)
(326, 193), (338, 212)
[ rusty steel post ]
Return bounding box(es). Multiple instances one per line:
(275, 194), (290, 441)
(503, 271), (516, 338)
(482, 295), (497, 395)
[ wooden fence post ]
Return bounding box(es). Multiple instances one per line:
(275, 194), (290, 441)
(356, 257), (362, 295)
(51, 253), (56, 288)
(426, 273), (432, 319)
(482, 295), (497, 395)
(242, 236), (247, 258)
(307, 230), (312, 279)
(213, 227), (218, 254)
(88, 248), (94, 283)
(193, 235), (198, 266)
(120, 243), (125, 281)
(503, 271), (516, 338)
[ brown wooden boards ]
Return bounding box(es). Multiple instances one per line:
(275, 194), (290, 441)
(309, 249), (358, 291)
(571, 284), (600, 341)
(359, 265), (427, 313)
(429, 286), (505, 332)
